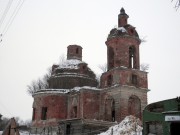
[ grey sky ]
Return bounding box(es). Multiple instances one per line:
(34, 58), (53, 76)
(0, 0), (180, 120)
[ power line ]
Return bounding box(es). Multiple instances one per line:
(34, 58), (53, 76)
(0, 98), (13, 117)
(0, 0), (13, 31)
(0, 0), (26, 43)
(2, 0), (25, 37)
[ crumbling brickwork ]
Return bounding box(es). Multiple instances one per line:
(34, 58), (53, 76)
(31, 8), (149, 134)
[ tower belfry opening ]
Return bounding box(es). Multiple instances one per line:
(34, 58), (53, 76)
(129, 46), (136, 68)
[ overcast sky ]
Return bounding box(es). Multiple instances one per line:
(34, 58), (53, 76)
(0, 0), (180, 120)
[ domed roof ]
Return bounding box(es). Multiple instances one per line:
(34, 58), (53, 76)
(49, 50), (98, 89)
(107, 25), (139, 40)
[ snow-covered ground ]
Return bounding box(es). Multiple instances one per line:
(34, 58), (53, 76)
(0, 131), (39, 135)
(98, 115), (142, 135)
(1, 115), (142, 135)
(19, 131), (39, 135)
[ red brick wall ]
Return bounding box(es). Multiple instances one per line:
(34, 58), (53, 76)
(32, 94), (67, 127)
(67, 45), (82, 60)
(106, 37), (140, 70)
(100, 69), (148, 89)
(81, 90), (100, 120)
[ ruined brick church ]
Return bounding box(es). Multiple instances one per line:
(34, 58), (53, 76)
(31, 8), (148, 134)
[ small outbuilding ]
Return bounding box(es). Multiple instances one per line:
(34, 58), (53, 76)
(143, 97), (180, 135)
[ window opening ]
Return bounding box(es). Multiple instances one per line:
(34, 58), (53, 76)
(76, 48), (79, 54)
(66, 124), (71, 135)
(82, 65), (86, 70)
(73, 106), (77, 118)
(129, 47), (136, 68)
(125, 18), (127, 24)
(41, 107), (47, 120)
(130, 29), (134, 34)
(171, 122), (180, 135)
(146, 122), (163, 135)
(108, 47), (114, 69)
(112, 100), (115, 122)
(132, 74), (137, 85)
(107, 75), (112, 86)
(32, 108), (36, 121)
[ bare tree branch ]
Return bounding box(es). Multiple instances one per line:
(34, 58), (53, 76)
(98, 63), (107, 72)
(140, 63), (149, 71)
(172, 0), (180, 10)
(27, 67), (52, 95)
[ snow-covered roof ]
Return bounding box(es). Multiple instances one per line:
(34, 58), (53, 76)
(73, 86), (100, 91)
(117, 27), (127, 33)
(33, 86), (100, 96)
(58, 59), (85, 69)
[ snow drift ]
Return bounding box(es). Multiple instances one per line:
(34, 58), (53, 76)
(98, 115), (142, 135)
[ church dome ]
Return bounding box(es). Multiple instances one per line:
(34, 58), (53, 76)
(48, 45), (98, 89)
(107, 25), (139, 40)
(107, 8), (139, 40)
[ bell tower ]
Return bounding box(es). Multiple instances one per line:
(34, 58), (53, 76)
(101, 7), (146, 88)
(100, 8), (148, 120)
(107, 8), (140, 71)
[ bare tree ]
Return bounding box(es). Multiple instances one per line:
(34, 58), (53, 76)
(140, 36), (147, 43)
(27, 67), (52, 95)
(98, 63), (107, 72)
(172, 0), (180, 10)
(0, 116), (10, 130)
(27, 54), (64, 95)
(140, 63), (149, 71)
(59, 54), (66, 65)
(27, 80), (39, 95)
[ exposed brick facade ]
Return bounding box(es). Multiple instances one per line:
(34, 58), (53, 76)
(31, 8), (149, 134)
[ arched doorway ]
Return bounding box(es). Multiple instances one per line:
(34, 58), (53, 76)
(105, 97), (115, 122)
(128, 95), (141, 118)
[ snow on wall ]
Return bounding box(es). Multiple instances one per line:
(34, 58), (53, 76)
(98, 115), (142, 135)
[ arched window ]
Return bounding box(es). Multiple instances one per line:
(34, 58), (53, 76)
(107, 74), (113, 86)
(108, 47), (114, 70)
(76, 48), (79, 54)
(128, 95), (141, 118)
(129, 46), (136, 68)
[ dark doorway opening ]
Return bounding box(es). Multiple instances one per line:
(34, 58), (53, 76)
(41, 107), (47, 120)
(66, 124), (71, 135)
(112, 100), (115, 122)
(112, 110), (115, 122)
(171, 122), (180, 135)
